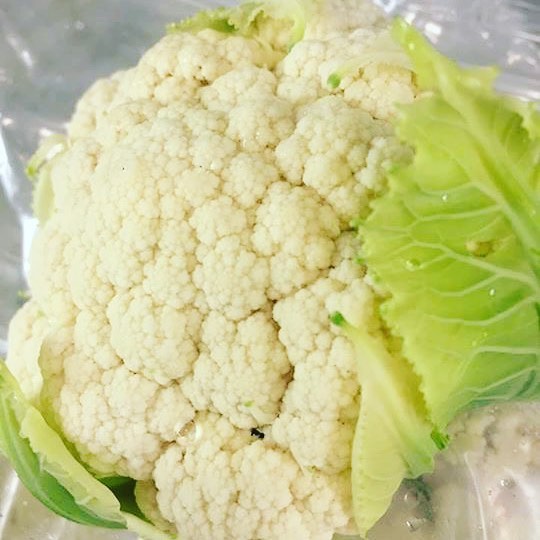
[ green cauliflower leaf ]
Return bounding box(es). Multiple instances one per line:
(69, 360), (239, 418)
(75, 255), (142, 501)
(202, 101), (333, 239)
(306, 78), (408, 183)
(350, 18), (540, 536)
(0, 361), (175, 539)
(167, 0), (314, 50)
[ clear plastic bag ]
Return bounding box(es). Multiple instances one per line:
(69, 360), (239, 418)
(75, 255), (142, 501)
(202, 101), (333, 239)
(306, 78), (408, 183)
(0, 1), (538, 539)
(368, 402), (540, 540)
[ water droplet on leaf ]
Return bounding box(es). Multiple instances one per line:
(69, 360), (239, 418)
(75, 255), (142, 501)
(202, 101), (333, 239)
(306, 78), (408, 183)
(403, 490), (418, 508)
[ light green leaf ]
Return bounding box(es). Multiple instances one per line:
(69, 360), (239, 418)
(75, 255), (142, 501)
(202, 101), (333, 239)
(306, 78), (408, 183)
(26, 134), (67, 224)
(336, 318), (438, 535)
(166, 7), (237, 35)
(167, 0), (313, 50)
(327, 30), (413, 89)
(365, 19), (540, 426)
(0, 360), (125, 528)
(351, 19), (540, 535)
(0, 361), (176, 539)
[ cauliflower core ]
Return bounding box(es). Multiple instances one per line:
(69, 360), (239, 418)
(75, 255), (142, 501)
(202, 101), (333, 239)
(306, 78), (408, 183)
(7, 2), (417, 539)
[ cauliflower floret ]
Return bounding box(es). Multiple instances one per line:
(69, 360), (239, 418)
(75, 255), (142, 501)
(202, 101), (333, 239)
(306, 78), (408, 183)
(277, 39), (331, 105)
(92, 99), (160, 147)
(222, 152), (280, 209)
(68, 74), (123, 138)
(49, 138), (101, 232)
(277, 22), (413, 121)
(111, 31), (276, 107)
(142, 221), (198, 309)
(252, 182), (340, 297)
(154, 413), (352, 540)
(276, 95), (400, 222)
(227, 96), (295, 152)
(343, 63), (416, 120)
(202, 66), (278, 112)
(7, 1), (418, 539)
(74, 310), (119, 370)
(193, 234), (271, 320)
(306, 0), (387, 38)
(107, 288), (202, 383)
(67, 247), (115, 310)
(272, 238), (367, 473)
(5, 301), (48, 401)
(57, 353), (194, 479)
(183, 310), (291, 428)
(25, 321), (194, 480)
(28, 218), (77, 325)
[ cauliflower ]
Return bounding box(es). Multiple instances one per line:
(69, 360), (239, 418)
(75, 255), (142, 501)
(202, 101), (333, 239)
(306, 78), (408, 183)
(5, 1), (537, 539)
(5, 1), (417, 538)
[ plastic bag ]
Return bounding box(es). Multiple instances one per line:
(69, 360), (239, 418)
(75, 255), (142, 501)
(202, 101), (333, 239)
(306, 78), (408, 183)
(0, 1), (538, 538)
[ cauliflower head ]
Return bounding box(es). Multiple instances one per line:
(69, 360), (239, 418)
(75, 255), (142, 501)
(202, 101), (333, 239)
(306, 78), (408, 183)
(7, 1), (417, 538)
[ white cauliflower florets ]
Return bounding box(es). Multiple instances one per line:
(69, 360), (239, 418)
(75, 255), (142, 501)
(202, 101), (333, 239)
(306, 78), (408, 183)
(154, 413), (353, 540)
(7, 1), (418, 539)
